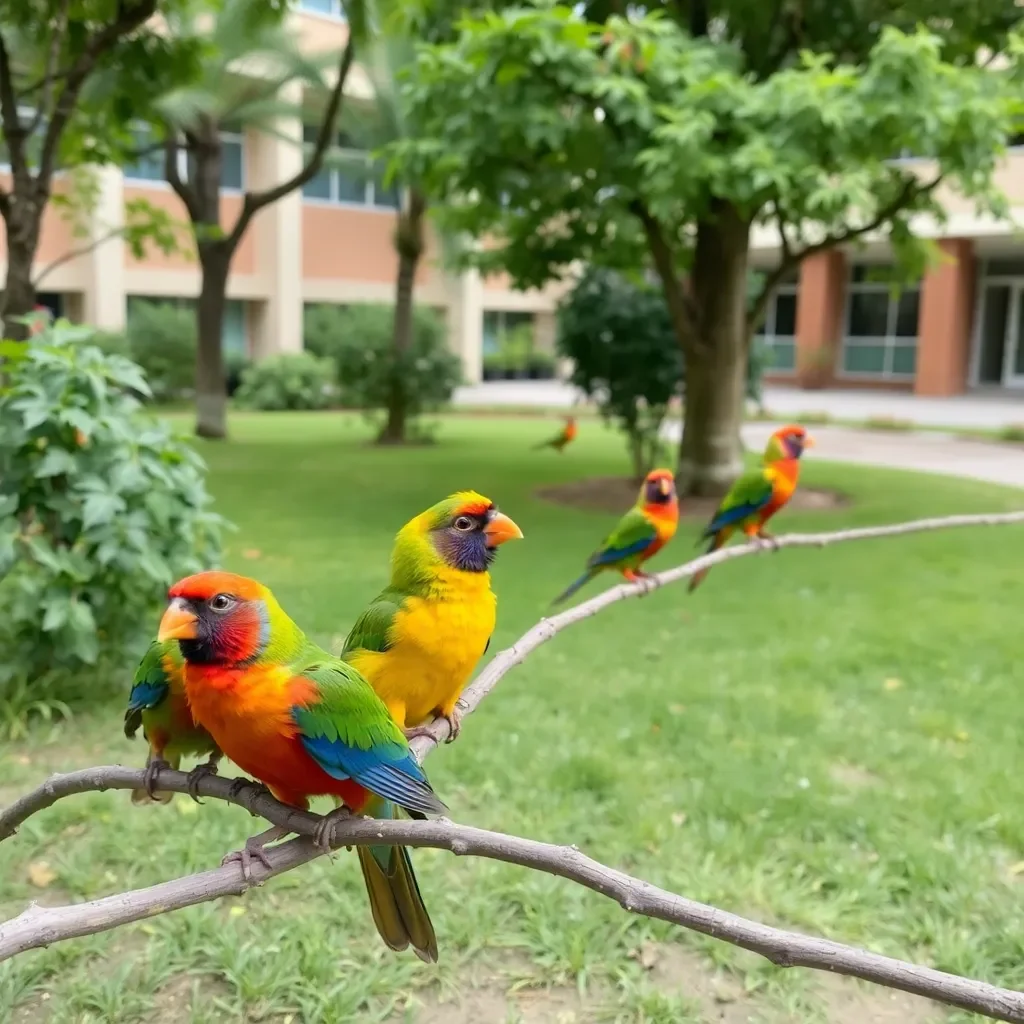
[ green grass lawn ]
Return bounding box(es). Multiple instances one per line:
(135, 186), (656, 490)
(3, 412), (1024, 1024)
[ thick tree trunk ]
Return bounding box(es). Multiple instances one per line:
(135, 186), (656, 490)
(195, 246), (230, 440)
(379, 190), (427, 445)
(1, 206), (42, 340)
(677, 200), (752, 497)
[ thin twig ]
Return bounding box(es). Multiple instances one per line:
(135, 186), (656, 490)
(2, 768), (1024, 1022)
(3, 512), (1024, 1019)
(32, 226), (124, 288)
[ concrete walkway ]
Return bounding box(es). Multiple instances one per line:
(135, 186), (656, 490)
(737, 423), (1024, 490)
(454, 380), (1024, 431)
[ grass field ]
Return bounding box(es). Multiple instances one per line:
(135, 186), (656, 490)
(3, 412), (1024, 1024)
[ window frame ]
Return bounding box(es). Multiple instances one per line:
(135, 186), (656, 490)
(755, 282), (798, 375)
(839, 266), (920, 381)
(296, 0), (347, 19)
(300, 127), (400, 211)
(122, 122), (245, 193)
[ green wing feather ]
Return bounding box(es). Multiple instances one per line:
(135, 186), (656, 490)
(341, 587), (404, 656)
(290, 652), (447, 817)
(701, 469), (774, 539)
(588, 507), (658, 568)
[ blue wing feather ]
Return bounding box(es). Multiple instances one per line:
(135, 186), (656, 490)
(702, 499), (769, 537)
(126, 680), (167, 714)
(588, 536), (654, 568)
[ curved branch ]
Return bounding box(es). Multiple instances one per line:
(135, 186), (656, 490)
(2, 767), (1024, 1022)
(4, 512), (1024, 1019)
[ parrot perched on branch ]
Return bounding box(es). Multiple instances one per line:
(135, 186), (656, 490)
(343, 491), (523, 743)
(157, 571), (448, 963)
(688, 424), (814, 593)
(551, 468), (679, 607)
(123, 639), (221, 804)
(532, 416), (577, 453)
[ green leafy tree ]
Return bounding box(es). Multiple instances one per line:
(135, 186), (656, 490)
(392, 1), (1022, 494)
(0, 0), (202, 337)
(558, 267), (681, 481)
(145, 0), (360, 439)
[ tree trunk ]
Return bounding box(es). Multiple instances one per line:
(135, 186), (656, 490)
(1, 205), (42, 340)
(677, 200), (752, 497)
(379, 189), (427, 445)
(195, 246), (230, 440)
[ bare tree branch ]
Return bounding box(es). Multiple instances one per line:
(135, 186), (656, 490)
(36, 0), (160, 193)
(4, 512), (1024, 1019)
(164, 135), (200, 223)
(748, 175), (943, 336)
(32, 225), (124, 288)
(3, 766), (1024, 1022)
(26, 0), (71, 139)
(226, 36), (356, 250)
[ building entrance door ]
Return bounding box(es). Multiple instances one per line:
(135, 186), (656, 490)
(975, 282), (1024, 387)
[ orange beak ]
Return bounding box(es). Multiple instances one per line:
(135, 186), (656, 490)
(803, 434), (816, 449)
(483, 511), (524, 548)
(157, 598), (199, 643)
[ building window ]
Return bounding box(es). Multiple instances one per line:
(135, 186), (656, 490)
(482, 310), (534, 356)
(754, 277), (797, 373)
(124, 124), (245, 191)
(841, 265), (919, 378)
(298, 0), (347, 17)
(301, 127), (399, 208)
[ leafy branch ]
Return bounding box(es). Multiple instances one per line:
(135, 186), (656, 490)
(4, 511), (1024, 1021)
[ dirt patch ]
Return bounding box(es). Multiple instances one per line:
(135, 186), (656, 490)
(536, 477), (849, 519)
(816, 972), (945, 1024)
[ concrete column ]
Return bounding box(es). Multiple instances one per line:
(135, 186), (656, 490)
(446, 268), (483, 383)
(251, 84), (303, 359)
(81, 165), (127, 330)
(915, 238), (975, 396)
(794, 249), (845, 389)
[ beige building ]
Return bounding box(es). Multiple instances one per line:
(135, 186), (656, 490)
(5, 3), (564, 384)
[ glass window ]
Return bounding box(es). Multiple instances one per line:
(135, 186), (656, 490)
(483, 310), (535, 360)
(774, 292), (797, 336)
(847, 292), (890, 338)
(482, 311), (500, 355)
(299, 0), (346, 16)
(222, 300), (247, 354)
(756, 284), (798, 376)
(986, 259), (1024, 277)
(301, 126), (400, 209)
(220, 136), (244, 190)
(842, 266), (919, 378)
(124, 126), (165, 182)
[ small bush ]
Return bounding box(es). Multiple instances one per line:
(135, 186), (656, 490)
(527, 349), (557, 380)
(234, 352), (336, 411)
(558, 267), (682, 480)
(124, 301), (197, 401)
(305, 303), (461, 426)
(0, 320), (227, 710)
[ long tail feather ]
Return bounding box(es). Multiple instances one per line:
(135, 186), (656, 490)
(358, 800), (437, 963)
(687, 533), (725, 593)
(551, 569), (594, 607)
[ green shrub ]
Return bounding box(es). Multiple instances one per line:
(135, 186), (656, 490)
(234, 352), (336, 411)
(225, 349), (250, 398)
(0, 320), (227, 710)
(527, 349), (557, 380)
(305, 303), (461, 425)
(124, 300), (197, 401)
(558, 267), (682, 480)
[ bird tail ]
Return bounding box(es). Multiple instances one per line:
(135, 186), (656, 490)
(532, 438), (554, 451)
(688, 533), (725, 594)
(130, 751), (177, 805)
(358, 798), (438, 963)
(551, 570), (594, 607)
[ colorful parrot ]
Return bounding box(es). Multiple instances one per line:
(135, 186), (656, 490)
(157, 571), (447, 962)
(532, 415), (577, 453)
(342, 491), (522, 743)
(123, 639), (221, 804)
(551, 468), (679, 607)
(687, 423), (814, 593)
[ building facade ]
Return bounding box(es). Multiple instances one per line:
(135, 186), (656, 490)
(752, 155), (1024, 395)
(4, 3), (565, 384)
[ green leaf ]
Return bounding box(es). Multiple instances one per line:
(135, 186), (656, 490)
(81, 491), (127, 529)
(35, 448), (78, 478)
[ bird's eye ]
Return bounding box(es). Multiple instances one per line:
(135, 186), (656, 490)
(209, 594), (235, 614)
(454, 516), (475, 532)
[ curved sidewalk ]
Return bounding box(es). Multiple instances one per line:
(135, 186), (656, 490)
(738, 423), (1024, 490)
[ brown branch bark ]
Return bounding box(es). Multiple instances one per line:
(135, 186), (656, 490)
(748, 175), (943, 336)
(32, 225), (124, 288)
(226, 36), (356, 250)
(4, 512), (1024, 1018)
(3, 766), (1024, 1022)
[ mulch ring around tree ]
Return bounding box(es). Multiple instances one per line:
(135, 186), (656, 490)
(536, 477), (850, 519)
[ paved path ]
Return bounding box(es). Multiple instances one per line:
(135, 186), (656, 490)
(454, 380), (1024, 431)
(739, 423), (1024, 490)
